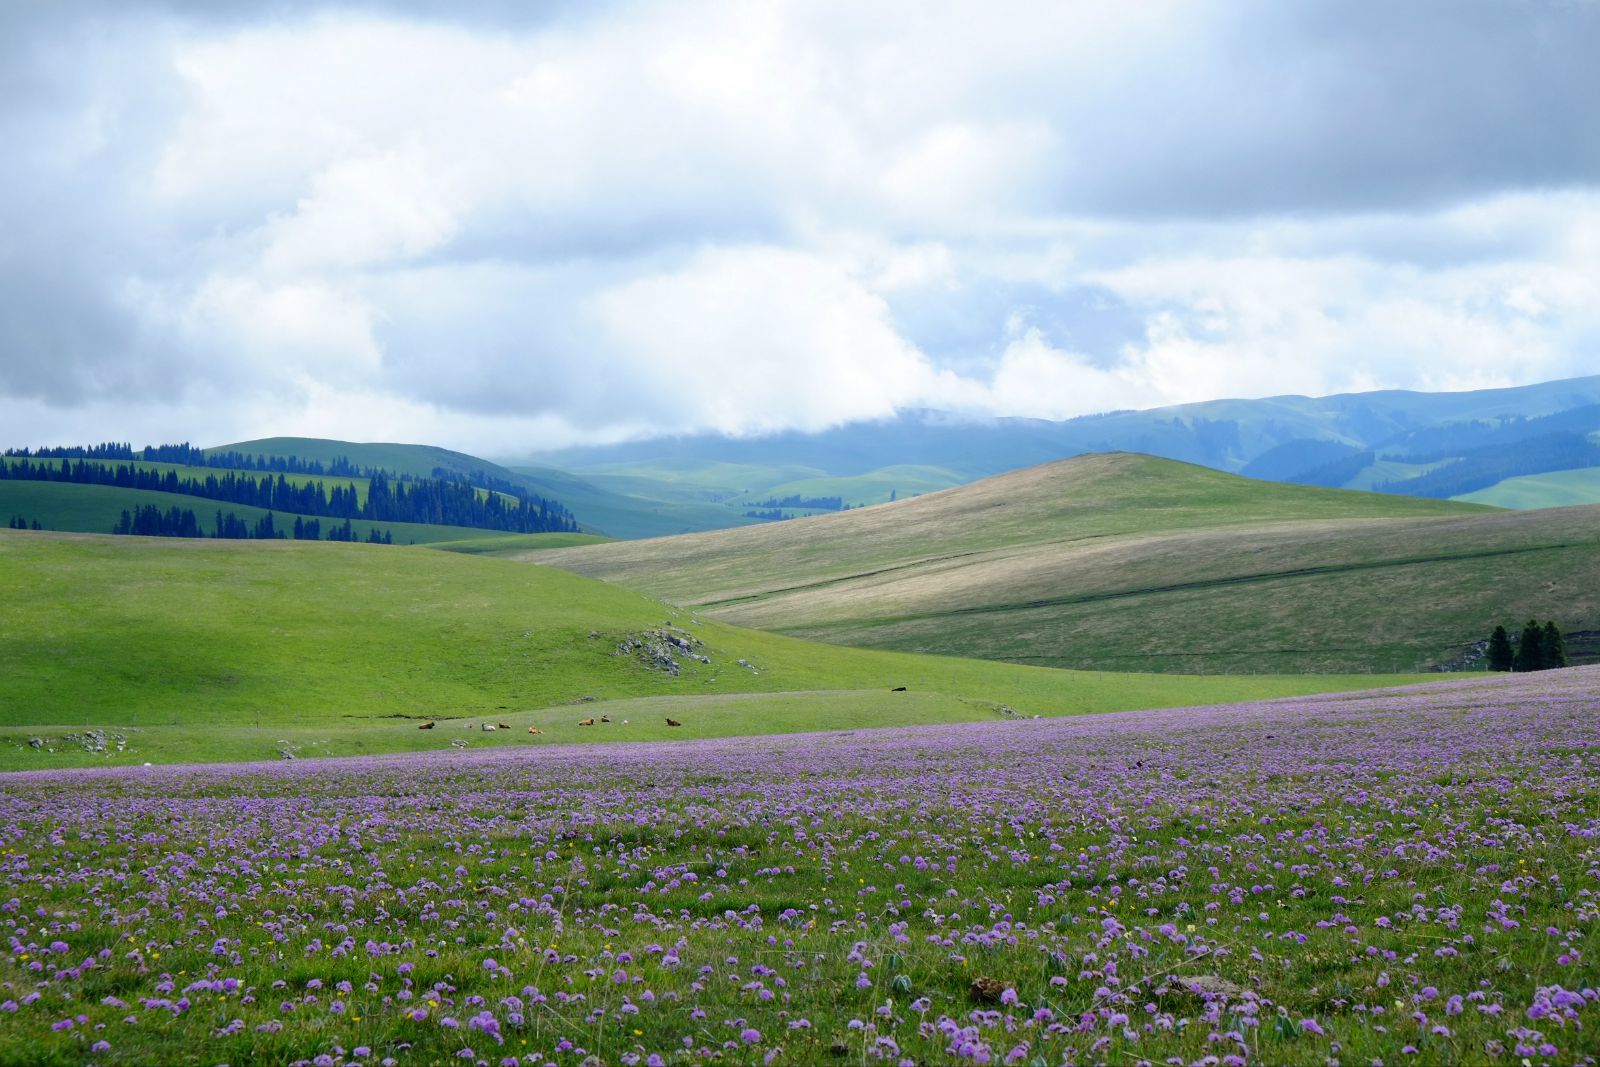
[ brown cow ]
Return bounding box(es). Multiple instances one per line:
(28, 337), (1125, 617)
(665, 718), (682, 727)
(527, 726), (543, 735)
(418, 721), (436, 730)
(578, 718), (596, 727)
(497, 722), (511, 730)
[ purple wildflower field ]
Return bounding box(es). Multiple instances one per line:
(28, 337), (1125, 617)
(3, 669), (1599, 1065)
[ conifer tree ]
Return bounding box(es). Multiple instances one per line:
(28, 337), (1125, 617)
(1542, 621), (1568, 669)
(1514, 618), (1544, 672)
(1486, 625), (1515, 672)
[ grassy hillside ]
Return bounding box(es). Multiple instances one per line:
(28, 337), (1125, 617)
(1343, 458), (1449, 490)
(0, 529), (1426, 770)
(0, 481), (511, 544)
(211, 436), (523, 482)
(537, 452), (1487, 597)
(733, 464), (966, 507)
(424, 531), (613, 554)
(536, 452), (1600, 673)
(1456, 467), (1600, 509)
(510, 464), (775, 538)
(212, 436), (769, 538)
(5, 454), (371, 500)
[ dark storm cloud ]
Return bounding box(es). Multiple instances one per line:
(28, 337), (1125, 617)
(0, 11), (203, 405)
(1050, 0), (1600, 216)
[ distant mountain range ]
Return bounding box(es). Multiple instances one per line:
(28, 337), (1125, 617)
(508, 374), (1600, 531)
(92, 375), (1600, 540)
(528, 374), (1600, 475)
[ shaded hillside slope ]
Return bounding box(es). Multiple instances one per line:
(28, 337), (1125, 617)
(535, 453), (1599, 673)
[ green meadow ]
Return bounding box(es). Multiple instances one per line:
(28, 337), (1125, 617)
(0, 529), (1427, 771)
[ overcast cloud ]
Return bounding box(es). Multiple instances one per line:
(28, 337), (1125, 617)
(1, 0), (1598, 453)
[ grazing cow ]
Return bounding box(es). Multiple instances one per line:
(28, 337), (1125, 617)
(665, 718), (682, 727)
(578, 718), (596, 727)
(497, 722), (511, 729)
(418, 722), (435, 730)
(527, 726), (543, 735)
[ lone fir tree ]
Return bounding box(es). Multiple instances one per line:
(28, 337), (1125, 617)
(1542, 620), (1569, 669)
(1486, 625), (1515, 671)
(1514, 619), (1545, 672)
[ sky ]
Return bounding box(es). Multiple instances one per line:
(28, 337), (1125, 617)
(2, 0), (1598, 455)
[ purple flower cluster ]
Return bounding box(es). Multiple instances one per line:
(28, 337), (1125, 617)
(1, 668), (1598, 1063)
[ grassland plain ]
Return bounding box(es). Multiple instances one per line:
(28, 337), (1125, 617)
(536, 453), (1600, 674)
(2, 668), (1597, 1065)
(0, 530), (1427, 772)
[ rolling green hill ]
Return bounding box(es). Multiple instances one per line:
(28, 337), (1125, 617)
(0, 528), (1428, 770)
(210, 436), (522, 482)
(215, 436), (766, 538)
(1455, 467), (1600, 509)
(0, 480), (514, 545)
(535, 452), (1600, 673)
(508, 463), (776, 538)
(5, 454), (371, 501)
(746, 464), (966, 505)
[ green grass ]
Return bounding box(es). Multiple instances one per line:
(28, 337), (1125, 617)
(559, 460), (968, 520)
(210, 436), (763, 538)
(0, 529), (1430, 771)
(0, 691), (1033, 769)
(537, 452), (1600, 673)
(425, 532), (614, 555)
(509, 464), (771, 538)
(733, 464), (966, 507)
(1455, 466), (1600, 508)
(3, 455), (372, 501)
(0, 481), (513, 544)
(577, 459), (829, 492)
(210, 436), (519, 481)
(1341, 457), (1450, 490)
